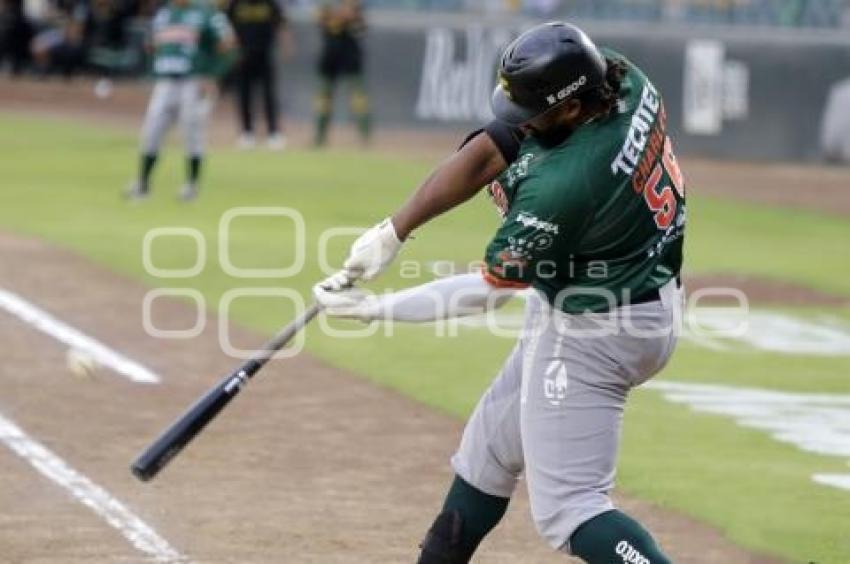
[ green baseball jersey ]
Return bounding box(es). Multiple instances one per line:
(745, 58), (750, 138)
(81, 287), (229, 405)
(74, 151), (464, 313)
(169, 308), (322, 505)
(150, 1), (232, 77)
(483, 49), (686, 313)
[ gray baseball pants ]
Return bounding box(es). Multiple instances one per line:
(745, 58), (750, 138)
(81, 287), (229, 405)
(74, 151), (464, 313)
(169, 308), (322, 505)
(140, 78), (211, 156)
(451, 279), (683, 552)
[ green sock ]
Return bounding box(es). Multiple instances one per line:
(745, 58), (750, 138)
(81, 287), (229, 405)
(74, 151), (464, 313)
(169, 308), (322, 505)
(187, 155), (202, 185)
(140, 153), (157, 189)
(442, 475), (508, 548)
(356, 111), (371, 143)
(570, 510), (671, 564)
(418, 475), (509, 563)
(314, 113), (330, 146)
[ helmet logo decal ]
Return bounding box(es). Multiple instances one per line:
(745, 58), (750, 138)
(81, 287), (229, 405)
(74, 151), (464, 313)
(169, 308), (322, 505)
(545, 75), (587, 106)
(499, 74), (514, 101)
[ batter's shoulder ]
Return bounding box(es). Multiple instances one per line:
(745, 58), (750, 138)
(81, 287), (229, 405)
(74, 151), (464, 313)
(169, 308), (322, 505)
(484, 120), (525, 164)
(520, 156), (595, 223)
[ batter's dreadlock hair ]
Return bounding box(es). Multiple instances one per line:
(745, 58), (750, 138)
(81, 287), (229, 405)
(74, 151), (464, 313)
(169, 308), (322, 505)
(577, 56), (629, 118)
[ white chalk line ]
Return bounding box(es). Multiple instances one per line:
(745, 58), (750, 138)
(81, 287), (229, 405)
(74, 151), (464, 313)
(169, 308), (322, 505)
(0, 411), (186, 562)
(0, 288), (160, 383)
(812, 474), (850, 490)
(647, 381), (850, 491)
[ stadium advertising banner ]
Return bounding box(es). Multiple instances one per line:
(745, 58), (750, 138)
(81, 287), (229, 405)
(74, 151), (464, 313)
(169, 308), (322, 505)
(286, 21), (850, 162)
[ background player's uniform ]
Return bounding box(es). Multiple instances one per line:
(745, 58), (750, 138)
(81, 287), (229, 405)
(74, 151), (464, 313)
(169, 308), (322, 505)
(452, 50), (686, 551)
(142, 2), (231, 158)
(314, 0), (370, 146)
(132, 0), (233, 199)
(227, 0), (286, 147)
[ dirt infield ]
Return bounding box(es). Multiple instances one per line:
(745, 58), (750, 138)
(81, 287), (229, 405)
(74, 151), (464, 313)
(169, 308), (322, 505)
(1, 77), (848, 217)
(684, 273), (850, 307)
(0, 232), (783, 563)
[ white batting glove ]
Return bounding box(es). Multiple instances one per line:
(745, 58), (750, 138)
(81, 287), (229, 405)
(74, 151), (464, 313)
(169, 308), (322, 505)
(313, 275), (379, 322)
(315, 270), (354, 292)
(343, 218), (403, 281)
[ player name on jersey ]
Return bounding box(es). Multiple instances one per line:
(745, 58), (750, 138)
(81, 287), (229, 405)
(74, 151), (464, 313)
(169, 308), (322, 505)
(610, 83), (661, 177)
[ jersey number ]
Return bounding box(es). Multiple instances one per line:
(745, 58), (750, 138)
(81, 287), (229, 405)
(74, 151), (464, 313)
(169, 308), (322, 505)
(642, 136), (684, 229)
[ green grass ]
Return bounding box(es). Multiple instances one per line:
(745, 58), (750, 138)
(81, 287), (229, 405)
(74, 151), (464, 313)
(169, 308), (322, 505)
(2, 113), (849, 562)
(622, 390), (850, 561)
(686, 197), (850, 296)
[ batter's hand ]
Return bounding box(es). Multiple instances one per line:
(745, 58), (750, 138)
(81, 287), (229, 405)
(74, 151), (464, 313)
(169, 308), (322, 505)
(313, 275), (378, 321)
(315, 270), (354, 292)
(342, 218), (403, 282)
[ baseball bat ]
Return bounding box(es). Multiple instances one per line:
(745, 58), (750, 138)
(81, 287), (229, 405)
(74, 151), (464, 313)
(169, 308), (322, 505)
(131, 302), (321, 482)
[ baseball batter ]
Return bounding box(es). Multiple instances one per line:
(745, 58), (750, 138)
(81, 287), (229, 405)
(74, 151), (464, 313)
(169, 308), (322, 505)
(315, 22), (686, 564)
(126, 0), (235, 201)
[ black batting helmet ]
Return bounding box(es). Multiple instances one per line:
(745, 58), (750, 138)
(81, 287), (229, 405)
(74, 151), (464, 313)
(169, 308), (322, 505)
(491, 22), (608, 126)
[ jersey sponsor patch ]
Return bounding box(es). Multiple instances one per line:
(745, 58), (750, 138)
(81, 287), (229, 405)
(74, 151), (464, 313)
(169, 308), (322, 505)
(487, 179), (509, 217)
(515, 211), (559, 234)
(488, 152), (534, 219)
(503, 152), (534, 188)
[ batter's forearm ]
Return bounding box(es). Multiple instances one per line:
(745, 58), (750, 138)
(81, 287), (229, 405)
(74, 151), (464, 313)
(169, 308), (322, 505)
(391, 168), (476, 241)
(391, 132), (507, 240)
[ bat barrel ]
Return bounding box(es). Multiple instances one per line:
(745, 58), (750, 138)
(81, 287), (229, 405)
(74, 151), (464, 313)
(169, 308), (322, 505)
(131, 377), (238, 481)
(130, 302), (322, 482)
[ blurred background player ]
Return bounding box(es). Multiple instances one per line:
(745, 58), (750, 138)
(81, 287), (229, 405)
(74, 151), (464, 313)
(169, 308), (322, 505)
(314, 0), (370, 147)
(30, 0), (88, 77)
(0, 0), (33, 75)
(84, 0), (142, 84)
(227, 0), (293, 150)
(127, 0), (235, 202)
(2, 0), (140, 81)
